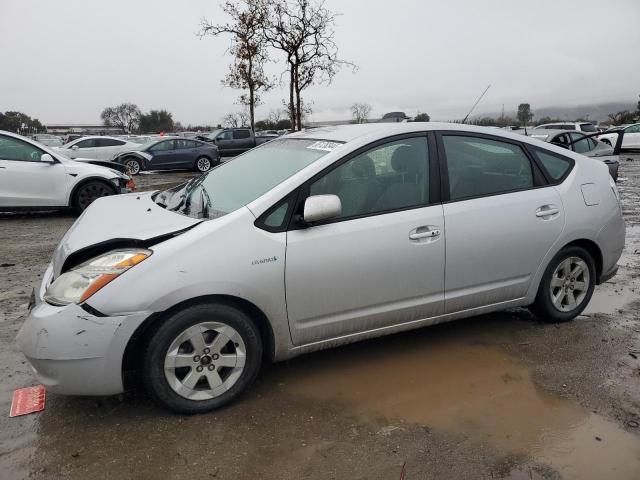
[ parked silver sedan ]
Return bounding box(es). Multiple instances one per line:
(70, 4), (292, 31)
(17, 123), (625, 413)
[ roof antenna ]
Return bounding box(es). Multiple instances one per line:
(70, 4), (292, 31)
(461, 84), (491, 124)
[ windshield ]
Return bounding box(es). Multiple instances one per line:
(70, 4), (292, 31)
(580, 123), (597, 132)
(155, 138), (339, 219)
(206, 129), (223, 140)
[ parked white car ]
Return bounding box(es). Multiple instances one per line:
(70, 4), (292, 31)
(598, 123), (640, 149)
(54, 136), (142, 160)
(0, 130), (133, 212)
(17, 123), (624, 413)
(533, 122), (599, 133)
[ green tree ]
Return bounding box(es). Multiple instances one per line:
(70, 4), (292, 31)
(413, 112), (430, 122)
(0, 111), (44, 133)
(139, 110), (174, 133)
(517, 103), (533, 127)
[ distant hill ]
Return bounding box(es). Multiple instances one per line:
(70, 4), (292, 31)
(476, 102), (636, 123)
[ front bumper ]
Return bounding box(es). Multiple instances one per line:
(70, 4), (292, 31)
(17, 271), (151, 395)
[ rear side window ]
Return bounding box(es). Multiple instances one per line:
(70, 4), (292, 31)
(442, 135), (533, 200)
(531, 148), (572, 181)
(74, 138), (98, 148)
(233, 129), (251, 139)
(97, 138), (125, 147)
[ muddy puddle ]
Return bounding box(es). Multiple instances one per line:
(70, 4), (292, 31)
(277, 331), (640, 479)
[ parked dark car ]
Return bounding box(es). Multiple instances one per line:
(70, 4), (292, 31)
(113, 138), (220, 175)
(196, 128), (275, 155)
(517, 129), (620, 181)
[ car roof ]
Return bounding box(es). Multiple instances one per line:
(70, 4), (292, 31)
(285, 122), (556, 144)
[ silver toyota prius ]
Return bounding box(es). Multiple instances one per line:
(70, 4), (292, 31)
(17, 123), (625, 413)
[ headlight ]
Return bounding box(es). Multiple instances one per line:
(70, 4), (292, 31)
(44, 249), (152, 305)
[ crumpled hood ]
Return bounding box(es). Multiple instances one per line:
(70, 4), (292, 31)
(52, 192), (201, 277)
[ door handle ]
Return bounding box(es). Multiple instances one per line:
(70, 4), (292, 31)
(409, 226), (441, 240)
(536, 205), (560, 217)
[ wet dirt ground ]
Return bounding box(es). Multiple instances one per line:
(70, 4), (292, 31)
(1, 157), (640, 479)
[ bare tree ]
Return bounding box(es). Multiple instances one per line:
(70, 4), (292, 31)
(200, 0), (272, 130)
(222, 111), (250, 127)
(100, 103), (141, 133)
(222, 112), (240, 128)
(237, 110), (250, 126)
(264, 0), (355, 130)
(267, 108), (283, 125)
(350, 102), (371, 124)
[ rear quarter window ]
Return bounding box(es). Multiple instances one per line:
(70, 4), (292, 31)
(530, 147), (573, 181)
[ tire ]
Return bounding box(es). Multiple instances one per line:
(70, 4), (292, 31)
(124, 157), (142, 175)
(530, 246), (596, 323)
(195, 156), (212, 173)
(72, 180), (116, 213)
(143, 303), (262, 414)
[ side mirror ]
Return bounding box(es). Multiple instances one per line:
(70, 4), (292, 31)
(303, 194), (342, 223)
(40, 153), (56, 163)
(71, 145), (79, 151)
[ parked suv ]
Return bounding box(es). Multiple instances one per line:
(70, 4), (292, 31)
(17, 123), (624, 413)
(0, 130), (133, 212)
(197, 128), (275, 155)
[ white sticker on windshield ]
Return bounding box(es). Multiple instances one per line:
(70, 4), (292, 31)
(306, 141), (340, 152)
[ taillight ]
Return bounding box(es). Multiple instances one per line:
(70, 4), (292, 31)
(126, 179), (136, 191)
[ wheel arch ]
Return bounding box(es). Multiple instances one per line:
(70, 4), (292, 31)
(562, 238), (603, 282)
(67, 176), (117, 208)
(122, 294), (276, 390)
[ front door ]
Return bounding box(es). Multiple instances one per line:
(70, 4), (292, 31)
(0, 135), (68, 207)
(285, 135), (445, 345)
(148, 139), (177, 170)
(438, 132), (565, 313)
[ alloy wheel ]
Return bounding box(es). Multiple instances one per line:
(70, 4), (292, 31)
(549, 256), (590, 312)
(197, 157), (211, 172)
(163, 322), (246, 401)
(125, 159), (140, 175)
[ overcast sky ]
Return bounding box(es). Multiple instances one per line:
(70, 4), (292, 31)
(1, 0), (639, 126)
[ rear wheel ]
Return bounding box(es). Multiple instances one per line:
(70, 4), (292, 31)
(72, 180), (115, 213)
(195, 156), (212, 173)
(143, 303), (262, 414)
(530, 246), (596, 322)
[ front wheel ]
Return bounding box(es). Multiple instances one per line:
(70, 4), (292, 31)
(124, 157), (142, 175)
(72, 180), (115, 213)
(195, 156), (212, 173)
(530, 246), (596, 323)
(143, 303), (262, 414)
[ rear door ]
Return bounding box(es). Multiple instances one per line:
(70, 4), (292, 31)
(0, 135), (68, 207)
(285, 134), (445, 345)
(232, 129), (254, 151)
(95, 138), (128, 160)
(437, 132), (565, 313)
(174, 139), (197, 168)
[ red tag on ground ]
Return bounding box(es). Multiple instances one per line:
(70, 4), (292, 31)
(9, 385), (45, 417)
